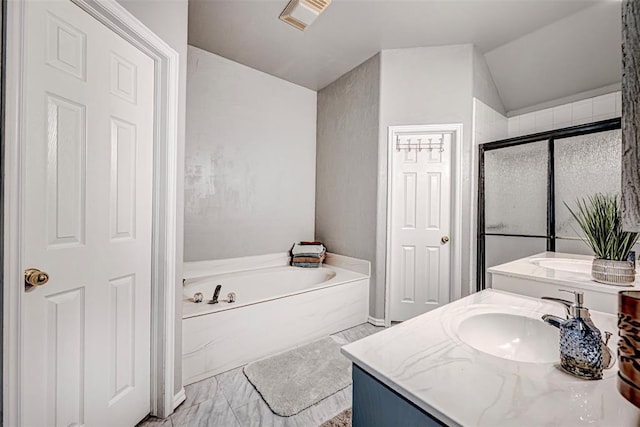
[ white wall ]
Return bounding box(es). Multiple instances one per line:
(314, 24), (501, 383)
(507, 91), (621, 138)
(316, 54), (381, 316)
(185, 46), (317, 261)
(470, 99), (508, 293)
(468, 55), (508, 297)
(473, 47), (505, 116)
(376, 45), (475, 317)
(117, 0), (188, 398)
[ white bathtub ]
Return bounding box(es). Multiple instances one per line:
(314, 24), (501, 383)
(182, 253), (370, 385)
(183, 266), (339, 317)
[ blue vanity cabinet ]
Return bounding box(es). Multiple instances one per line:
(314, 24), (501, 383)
(351, 364), (447, 427)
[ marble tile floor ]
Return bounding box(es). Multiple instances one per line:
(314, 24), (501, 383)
(138, 323), (383, 427)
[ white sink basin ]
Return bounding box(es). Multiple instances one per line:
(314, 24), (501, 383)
(456, 312), (559, 363)
(530, 258), (592, 274)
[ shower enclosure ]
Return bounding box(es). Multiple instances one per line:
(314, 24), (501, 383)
(477, 118), (624, 290)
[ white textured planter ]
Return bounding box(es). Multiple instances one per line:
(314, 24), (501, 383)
(592, 258), (636, 286)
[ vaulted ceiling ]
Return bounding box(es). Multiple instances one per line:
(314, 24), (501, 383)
(188, 0), (620, 112)
(485, 2), (621, 112)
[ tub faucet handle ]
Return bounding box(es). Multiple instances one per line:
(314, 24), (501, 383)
(209, 284), (222, 304)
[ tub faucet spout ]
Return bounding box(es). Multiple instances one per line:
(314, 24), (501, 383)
(209, 284), (222, 304)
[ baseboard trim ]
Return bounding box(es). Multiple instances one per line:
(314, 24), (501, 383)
(173, 387), (186, 410)
(368, 316), (385, 327)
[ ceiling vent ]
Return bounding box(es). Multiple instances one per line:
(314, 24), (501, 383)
(279, 0), (331, 31)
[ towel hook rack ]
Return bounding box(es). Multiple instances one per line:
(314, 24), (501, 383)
(395, 135), (444, 152)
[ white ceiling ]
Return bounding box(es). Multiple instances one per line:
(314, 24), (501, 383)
(485, 2), (621, 112)
(188, 0), (618, 111)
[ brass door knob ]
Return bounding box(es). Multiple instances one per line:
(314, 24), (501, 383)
(25, 268), (49, 292)
(441, 236), (450, 244)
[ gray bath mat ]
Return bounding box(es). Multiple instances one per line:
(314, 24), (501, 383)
(243, 336), (352, 417)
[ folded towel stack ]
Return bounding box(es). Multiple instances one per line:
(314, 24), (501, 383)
(290, 242), (326, 268)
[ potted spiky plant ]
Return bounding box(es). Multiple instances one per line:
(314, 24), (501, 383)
(565, 193), (639, 285)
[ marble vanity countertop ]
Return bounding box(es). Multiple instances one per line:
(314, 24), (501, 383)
(489, 252), (640, 294)
(341, 289), (640, 427)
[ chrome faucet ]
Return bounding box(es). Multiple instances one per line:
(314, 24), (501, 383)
(542, 290), (614, 379)
(541, 296), (572, 318)
(540, 295), (573, 328)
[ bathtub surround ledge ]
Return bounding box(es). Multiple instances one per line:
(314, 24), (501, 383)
(324, 252), (370, 276)
(184, 251), (369, 281)
(183, 252), (291, 280)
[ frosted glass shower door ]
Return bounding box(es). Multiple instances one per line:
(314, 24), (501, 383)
(483, 141), (548, 286)
(555, 129), (622, 254)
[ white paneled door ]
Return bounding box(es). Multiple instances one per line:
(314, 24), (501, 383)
(389, 132), (452, 322)
(22, 1), (154, 425)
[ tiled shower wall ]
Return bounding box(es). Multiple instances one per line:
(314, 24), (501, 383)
(473, 98), (508, 145)
(507, 91), (622, 138)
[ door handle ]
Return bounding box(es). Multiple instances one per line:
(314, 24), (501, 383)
(25, 268), (49, 292)
(441, 236), (450, 244)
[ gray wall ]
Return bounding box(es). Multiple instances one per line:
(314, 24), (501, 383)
(184, 46), (317, 261)
(375, 45), (475, 318)
(117, 0), (188, 397)
(317, 46), (482, 320)
(315, 54), (381, 316)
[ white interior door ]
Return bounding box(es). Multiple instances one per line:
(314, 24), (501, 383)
(389, 132), (452, 322)
(22, 1), (155, 425)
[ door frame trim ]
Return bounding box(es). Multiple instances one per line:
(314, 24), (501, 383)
(3, 0), (180, 422)
(384, 124), (464, 326)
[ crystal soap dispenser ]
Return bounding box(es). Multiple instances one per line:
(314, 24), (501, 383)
(542, 290), (614, 380)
